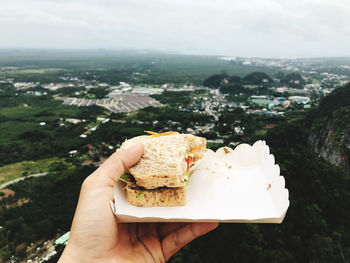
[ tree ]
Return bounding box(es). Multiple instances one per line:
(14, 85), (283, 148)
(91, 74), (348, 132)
(203, 73), (228, 88)
(242, 72), (272, 84)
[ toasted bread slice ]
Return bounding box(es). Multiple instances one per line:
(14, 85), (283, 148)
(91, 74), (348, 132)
(126, 185), (186, 207)
(119, 133), (206, 189)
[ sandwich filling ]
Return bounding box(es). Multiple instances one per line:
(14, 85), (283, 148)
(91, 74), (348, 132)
(118, 132), (206, 206)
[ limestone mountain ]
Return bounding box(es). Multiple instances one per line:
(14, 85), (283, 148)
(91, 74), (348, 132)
(308, 82), (350, 175)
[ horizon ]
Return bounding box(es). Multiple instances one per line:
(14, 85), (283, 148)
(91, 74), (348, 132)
(1, 0), (350, 58)
(0, 48), (350, 60)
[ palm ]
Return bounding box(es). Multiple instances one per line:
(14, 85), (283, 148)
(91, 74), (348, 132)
(112, 222), (190, 262)
(67, 184), (216, 262)
(59, 143), (218, 263)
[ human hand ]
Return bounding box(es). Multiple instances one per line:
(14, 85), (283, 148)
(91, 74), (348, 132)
(58, 142), (218, 263)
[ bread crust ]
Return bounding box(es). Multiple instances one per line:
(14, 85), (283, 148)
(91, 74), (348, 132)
(126, 186), (186, 207)
(120, 133), (206, 189)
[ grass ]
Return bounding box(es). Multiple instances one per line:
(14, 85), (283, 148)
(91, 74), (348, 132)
(0, 121), (39, 143)
(254, 129), (268, 137)
(243, 85), (259, 89)
(5, 68), (63, 74)
(0, 98), (89, 143)
(192, 90), (210, 98)
(0, 157), (65, 184)
(0, 105), (46, 120)
(0, 101), (82, 121)
(85, 93), (96, 99)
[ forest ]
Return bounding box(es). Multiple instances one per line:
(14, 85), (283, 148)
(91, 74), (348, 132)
(168, 83), (350, 262)
(0, 53), (349, 261)
(0, 90), (105, 166)
(202, 71), (306, 89)
(0, 51), (279, 85)
(0, 83), (349, 262)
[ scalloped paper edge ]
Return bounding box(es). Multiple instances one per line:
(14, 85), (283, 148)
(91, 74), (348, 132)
(111, 140), (289, 223)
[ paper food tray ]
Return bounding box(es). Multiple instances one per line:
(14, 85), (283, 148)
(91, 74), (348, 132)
(111, 140), (289, 223)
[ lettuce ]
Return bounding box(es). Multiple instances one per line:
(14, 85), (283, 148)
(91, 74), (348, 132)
(137, 191), (145, 201)
(119, 172), (136, 184)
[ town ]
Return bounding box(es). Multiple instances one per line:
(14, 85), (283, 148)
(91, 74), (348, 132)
(0, 54), (350, 262)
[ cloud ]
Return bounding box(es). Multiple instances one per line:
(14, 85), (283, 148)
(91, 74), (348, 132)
(0, 0), (349, 57)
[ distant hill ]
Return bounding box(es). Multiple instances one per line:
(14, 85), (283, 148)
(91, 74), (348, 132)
(203, 73), (228, 88)
(242, 72), (272, 84)
(228, 76), (241, 83)
(314, 82), (350, 118)
(203, 72), (273, 88)
(282, 73), (306, 88)
(173, 82), (350, 263)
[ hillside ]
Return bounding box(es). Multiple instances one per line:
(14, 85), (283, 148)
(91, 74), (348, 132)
(169, 83), (350, 262)
(308, 82), (350, 175)
(0, 69), (349, 262)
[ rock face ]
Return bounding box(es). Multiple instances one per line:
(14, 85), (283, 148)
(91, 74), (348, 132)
(308, 82), (350, 176)
(309, 124), (350, 176)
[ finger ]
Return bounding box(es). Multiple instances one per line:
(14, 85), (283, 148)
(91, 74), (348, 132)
(137, 223), (164, 261)
(116, 223), (138, 244)
(129, 223), (138, 244)
(162, 222), (219, 261)
(158, 223), (187, 239)
(91, 142), (144, 185)
(138, 223), (159, 241)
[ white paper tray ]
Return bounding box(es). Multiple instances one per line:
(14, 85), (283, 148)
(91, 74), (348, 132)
(111, 140), (289, 223)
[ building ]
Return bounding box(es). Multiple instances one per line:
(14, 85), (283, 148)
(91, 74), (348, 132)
(288, 96), (310, 104)
(132, 87), (163, 95)
(55, 232), (70, 245)
(167, 87), (195, 92)
(251, 95), (268, 99)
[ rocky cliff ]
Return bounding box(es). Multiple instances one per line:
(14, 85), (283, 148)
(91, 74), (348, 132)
(308, 83), (350, 176)
(309, 122), (350, 175)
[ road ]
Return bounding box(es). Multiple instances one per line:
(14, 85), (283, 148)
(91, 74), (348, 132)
(204, 101), (219, 121)
(0, 172), (48, 189)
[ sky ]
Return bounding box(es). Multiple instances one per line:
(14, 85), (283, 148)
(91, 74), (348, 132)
(0, 0), (349, 58)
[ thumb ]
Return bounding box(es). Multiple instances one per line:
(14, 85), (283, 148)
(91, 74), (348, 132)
(90, 142), (144, 186)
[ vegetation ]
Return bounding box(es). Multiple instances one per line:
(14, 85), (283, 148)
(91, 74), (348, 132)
(171, 138), (350, 262)
(203, 73), (228, 88)
(0, 90), (105, 166)
(281, 73), (306, 88)
(203, 72), (276, 100)
(0, 51), (278, 85)
(169, 86), (350, 263)
(313, 82), (350, 118)
(242, 71), (272, 84)
(0, 165), (95, 261)
(89, 106), (214, 149)
(151, 91), (193, 107)
(2, 103), (348, 262)
(0, 157), (66, 184)
(0, 54), (349, 262)
(203, 71), (311, 93)
(219, 83), (252, 95)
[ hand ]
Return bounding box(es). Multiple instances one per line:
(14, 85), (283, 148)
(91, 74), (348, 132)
(58, 142), (218, 263)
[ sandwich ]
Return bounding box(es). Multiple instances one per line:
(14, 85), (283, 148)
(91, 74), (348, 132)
(118, 131), (206, 207)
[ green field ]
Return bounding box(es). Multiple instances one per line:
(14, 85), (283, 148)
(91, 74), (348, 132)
(243, 84), (259, 89)
(0, 95), (106, 166)
(0, 157), (65, 184)
(253, 129), (268, 137)
(0, 99), (87, 122)
(4, 68), (63, 74)
(0, 51), (279, 84)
